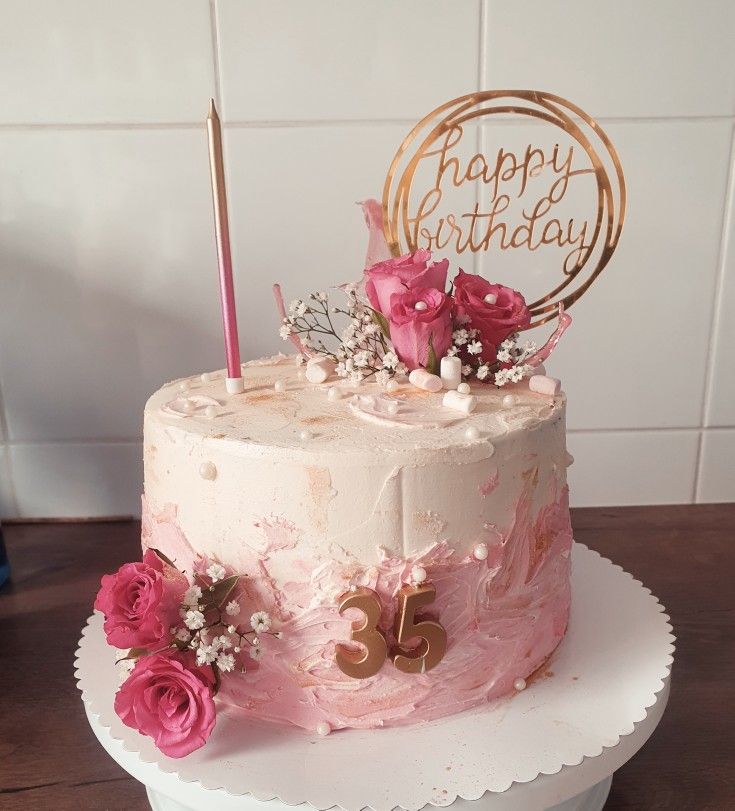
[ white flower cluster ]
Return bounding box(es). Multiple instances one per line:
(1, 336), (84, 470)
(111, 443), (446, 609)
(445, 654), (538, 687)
(181, 604), (275, 672)
(279, 289), (405, 386)
(453, 330), (537, 386)
(170, 560), (281, 677)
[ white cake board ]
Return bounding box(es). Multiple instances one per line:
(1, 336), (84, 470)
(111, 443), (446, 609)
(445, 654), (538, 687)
(76, 544), (674, 811)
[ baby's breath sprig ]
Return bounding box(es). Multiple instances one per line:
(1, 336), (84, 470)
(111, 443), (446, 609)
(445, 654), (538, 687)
(450, 329), (537, 386)
(279, 289), (407, 386)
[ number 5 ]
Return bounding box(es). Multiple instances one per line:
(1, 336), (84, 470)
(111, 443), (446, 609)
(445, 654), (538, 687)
(391, 584), (447, 674)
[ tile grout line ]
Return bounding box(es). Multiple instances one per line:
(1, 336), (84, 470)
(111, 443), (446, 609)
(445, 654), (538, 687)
(477, 0), (487, 91)
(0, 379), (21, 517)
(0, 115), (734, 133)
(3, 439), (143, 448)
(209, 0), (223, 110)
(567, 426), (728, 436)
(471, 0), (487, 279)
(692, 120), (735, 502)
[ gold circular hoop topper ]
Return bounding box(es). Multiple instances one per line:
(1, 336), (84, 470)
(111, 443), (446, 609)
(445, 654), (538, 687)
(382, 90), (626, 327)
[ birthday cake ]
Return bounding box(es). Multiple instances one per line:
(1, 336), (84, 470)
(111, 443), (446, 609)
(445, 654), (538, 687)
(91, 91), (624, 758)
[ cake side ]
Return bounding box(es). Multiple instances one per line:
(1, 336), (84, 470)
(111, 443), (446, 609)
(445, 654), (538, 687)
(141, 354), (572, 730)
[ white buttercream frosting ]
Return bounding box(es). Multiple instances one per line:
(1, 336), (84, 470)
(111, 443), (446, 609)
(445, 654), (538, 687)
(142, 353), (572, 729)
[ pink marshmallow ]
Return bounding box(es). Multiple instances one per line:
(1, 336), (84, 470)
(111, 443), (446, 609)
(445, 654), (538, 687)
(528, 374), (561, 396)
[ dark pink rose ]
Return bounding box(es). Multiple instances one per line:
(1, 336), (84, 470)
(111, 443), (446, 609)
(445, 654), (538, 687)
(115, 651), (216, 758)
(94, 549), (187, 649)
(364, 249), (449, 316)
(388, 288), (453, 371)
(453, 270), (530, 361)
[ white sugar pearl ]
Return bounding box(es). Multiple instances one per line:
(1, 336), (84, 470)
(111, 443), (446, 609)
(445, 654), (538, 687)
(274, 380), (286, 392)
(414, 300), (428, 311)
(565, 452), (575, 467)
(204, 405), (217, 419)
(199, 462), (217, 480)
(514, 678), (527, 692)
(483, 293), (498, 305)
(180, 399), (195, 414)
(386, 379), (399, 392)
(178, 380), (190, 392)
(299, 429), (313, 441)
(411, 565), (427, 584)
(327, 386), (342, 401)
(465, 426), (480, 441)
(316, 722), (331, 737)
(386, 400), (399, 415)
(473, 543), (489, 561)
(200, 372), (212, 383)
(457, 382), (471, 394)
(502, 394), (518, 408)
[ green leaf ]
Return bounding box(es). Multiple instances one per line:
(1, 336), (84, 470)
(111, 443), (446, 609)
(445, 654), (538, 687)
(201, 575), (239, 610)
(150, 548), (177, 569)
(426, 333), (439, 376)
(370, 308), (391, 340)
(116, 646), (148, 662)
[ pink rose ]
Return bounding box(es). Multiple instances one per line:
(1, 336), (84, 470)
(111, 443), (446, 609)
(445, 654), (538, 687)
(115, 651), (216, 758)
(388, 288), (453, 371)
(453, 270), (530, 361)
(364, 249), (449, 316)
(94, 549), (186, 649)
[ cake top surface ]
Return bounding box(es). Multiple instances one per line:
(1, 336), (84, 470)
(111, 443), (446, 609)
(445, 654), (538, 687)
(145, 354), (564, 464)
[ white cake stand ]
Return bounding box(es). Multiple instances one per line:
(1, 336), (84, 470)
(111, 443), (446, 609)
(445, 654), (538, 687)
(76, 544), (674, 811)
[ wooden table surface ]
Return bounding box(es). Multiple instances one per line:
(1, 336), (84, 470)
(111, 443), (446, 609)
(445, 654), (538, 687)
(1, 505), (733, 810)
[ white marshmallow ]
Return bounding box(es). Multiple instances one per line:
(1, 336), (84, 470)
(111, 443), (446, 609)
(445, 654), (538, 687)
(440, 355), (462, 390)
(408, 369), (442, 392)
(528, 374), (561, 396)
(305, 356), (336, 384)
(443, 390), (477, 414)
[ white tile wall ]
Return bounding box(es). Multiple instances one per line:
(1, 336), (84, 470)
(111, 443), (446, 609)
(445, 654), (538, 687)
(216, 0), (481, 122)
(697, 430), (735, 503)
(9, 443), (142, 518)
(485, 1), (735, 118)
(0, 0), (216, 124)
(0, 0), (733, 517)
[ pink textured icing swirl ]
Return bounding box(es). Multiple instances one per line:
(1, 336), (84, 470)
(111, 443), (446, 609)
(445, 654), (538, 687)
(141, 475), (572, 731)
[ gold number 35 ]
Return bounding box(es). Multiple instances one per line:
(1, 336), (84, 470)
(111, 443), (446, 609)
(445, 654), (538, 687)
(335, 585), (447, 679)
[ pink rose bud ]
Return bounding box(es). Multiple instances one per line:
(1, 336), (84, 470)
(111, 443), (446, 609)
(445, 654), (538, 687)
(364, 250), (449, 317)
(388, 288), (453, 371)
(528, 374), (561, 395)
(452, 270), (530, 363)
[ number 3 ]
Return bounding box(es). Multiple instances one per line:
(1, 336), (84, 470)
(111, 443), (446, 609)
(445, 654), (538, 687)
(335, 588), (388, 679)
(335, 585), (447, 678)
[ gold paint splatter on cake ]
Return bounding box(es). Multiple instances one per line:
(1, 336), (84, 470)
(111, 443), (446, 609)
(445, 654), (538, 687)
(247, 392), (279, 404)
(412, 510), (446, 540)
(301, 415), (340, 426)
(306, 467), (336, 534)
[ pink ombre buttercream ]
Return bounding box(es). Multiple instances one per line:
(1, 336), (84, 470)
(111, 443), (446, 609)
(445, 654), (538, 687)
(142, 478), (571, 731)
(142, 356), (572, 731)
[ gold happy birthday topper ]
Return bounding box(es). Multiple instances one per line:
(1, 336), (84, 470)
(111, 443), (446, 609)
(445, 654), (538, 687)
(382, 90), (626, 327)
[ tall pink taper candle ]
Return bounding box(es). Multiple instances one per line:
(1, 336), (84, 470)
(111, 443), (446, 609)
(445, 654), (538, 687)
(207, 99), (244, 394)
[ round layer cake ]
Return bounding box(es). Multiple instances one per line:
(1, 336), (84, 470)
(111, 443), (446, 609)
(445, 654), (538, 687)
(142, 353), (572, 731)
